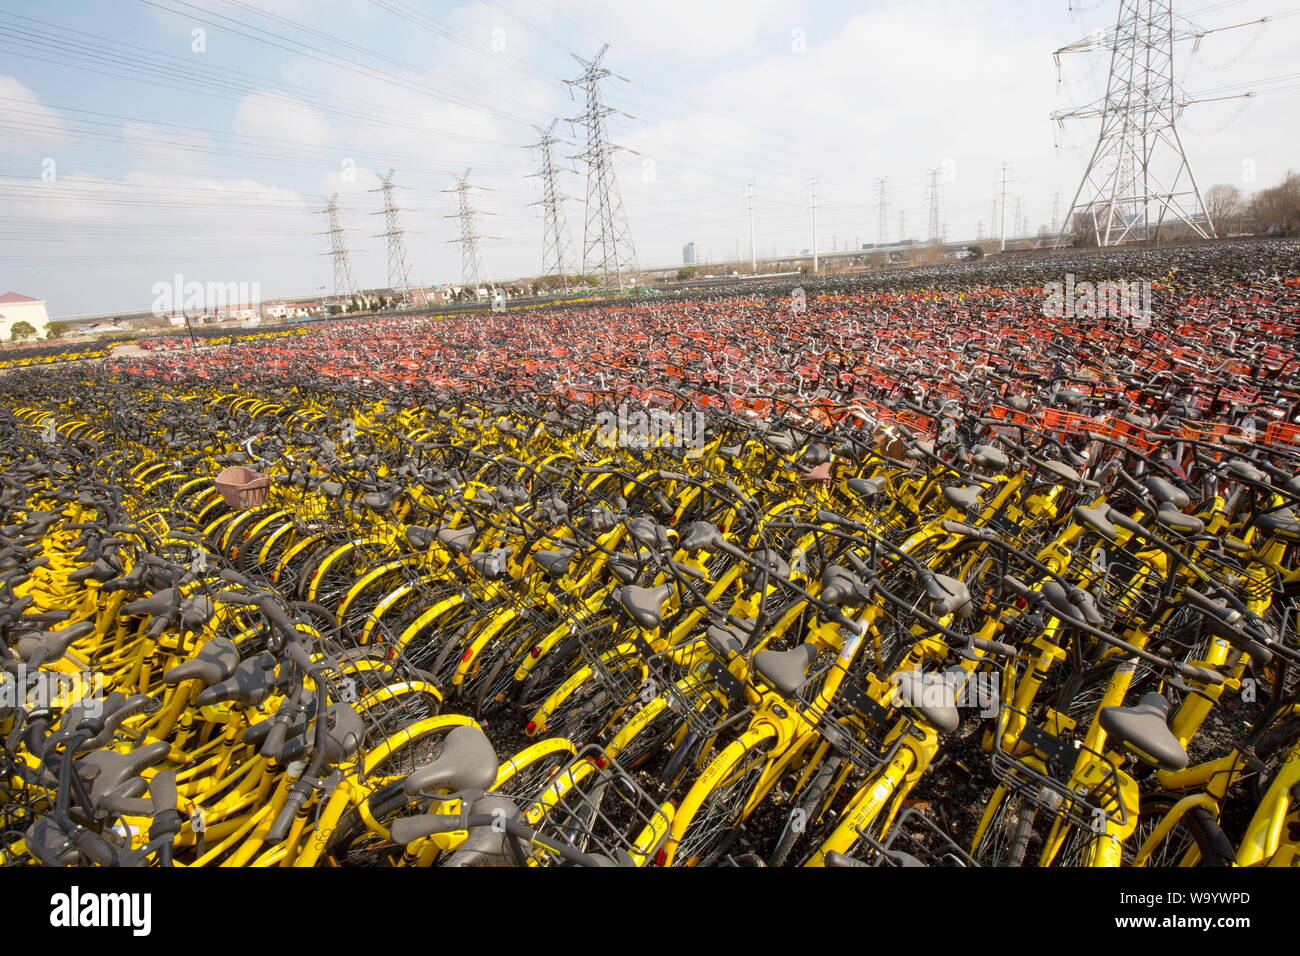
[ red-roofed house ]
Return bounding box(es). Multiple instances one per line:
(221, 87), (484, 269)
(0, 293), (51, 341)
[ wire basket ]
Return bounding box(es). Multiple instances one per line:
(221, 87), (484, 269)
(521, 745), (670, 865)
(797, 657), (894, 773)
(650, 647), (754, 740)
(853, 807), (978, 867)
(1067, 547), (1164, 630)
(215, 466), (271, 510)
(990, 703), (1127, 833)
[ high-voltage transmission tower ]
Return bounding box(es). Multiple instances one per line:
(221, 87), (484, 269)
(443, 169), (496, 293)
(1053, 0), (1220, 246)
(524, 121), (574, 293)
(566, 45), (638, 289)
(875, 177), (889, 248)
(369, 170), (415, 304)
(318, 193), (356, 304)
(925, 169), (941, 245)
(996, 163), (1013, 252)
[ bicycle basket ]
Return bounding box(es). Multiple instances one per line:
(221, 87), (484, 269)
(648, 644), (754, 741)
(522, 746), (670, 865)
(854, 807), (978, 867)
(990, 703), (1127, 833)
(215, 466), (272, 510)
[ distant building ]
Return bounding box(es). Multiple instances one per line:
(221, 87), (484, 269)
(0, 292), (51, 340)
(682, 242), (696, 266)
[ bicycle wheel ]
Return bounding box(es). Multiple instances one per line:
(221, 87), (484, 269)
(666, 726), (776, 867)
(1126, 793), (1234, 867)
(971, 789), (1040, 867)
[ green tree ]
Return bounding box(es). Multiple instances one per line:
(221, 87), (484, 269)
(45, 321), (68, 339)
(677, 266), (697, 280)
(9, 320), (38, 342)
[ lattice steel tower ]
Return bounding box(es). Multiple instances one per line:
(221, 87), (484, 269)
(443, 169), (493, 292)
(370, 170), (415, 304)
(1054, 0), (1214, 246)
(319, 193), (356, 302)
(524, 121), (574, 292)
(925, 169), (942, 245)
(567, 45), (638, 289)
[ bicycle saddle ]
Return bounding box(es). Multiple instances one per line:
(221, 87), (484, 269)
(1073, 504), (1118, 541)
(533, 547), (575, 579)
(629, 515), (673, 551)
(469, 547), (513, 581)
(971, 445), (1009, 471)
(68, 558), (120, 583)
(13, 621), (95, 664)
(78, 741), (172, 803)
(753, 642), (818, 696)
(1257, 507), (1300, 541)
(401, 725), (499, 797)
(123, 587), (177, 617)
(681, 520), (724, 553)
(1155, 504), (1204, 535)
(893, 668), (963, 733)
(1039, 580), (1101, 627)
(1036, 458), (1080, 487)
(803, 443), (831, 465)
(926, 574), (973, 619)
(821, 565), (871, 609)
(163, 637), (240, 686)
(1144, 475), (1190, 510)
(436, 525), (477, 555)
(702, 617), (755, 656)
(405, 525), (437, 549)
(196, 654), (275, 708)
(618, 583), (673, 629)
(1099, 692), (1188, 770)
(847, 476), (888, 497)
(760, 431), (796, 456)
(941, 484), (983, 513)
(316, 703), (366, 763)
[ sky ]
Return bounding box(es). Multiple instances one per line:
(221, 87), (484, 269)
(2, 0), (1299, 318)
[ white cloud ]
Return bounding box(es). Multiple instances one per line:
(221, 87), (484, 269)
(233, 91), (331, 148)
(0, 74), (68, 147)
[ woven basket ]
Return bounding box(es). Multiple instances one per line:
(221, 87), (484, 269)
(215, 466), (271, 510)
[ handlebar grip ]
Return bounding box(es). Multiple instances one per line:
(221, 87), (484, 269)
(970, 635), (1018, 657)
(1177, 662), (1224, 685)
(669, 559), (706, 581)
(266, 785), (310, 844)
(260, 718), (290, 758)
(73, 828), (120, 866)
(216, 590), (258, 606)
(390, 813), (464, 844)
